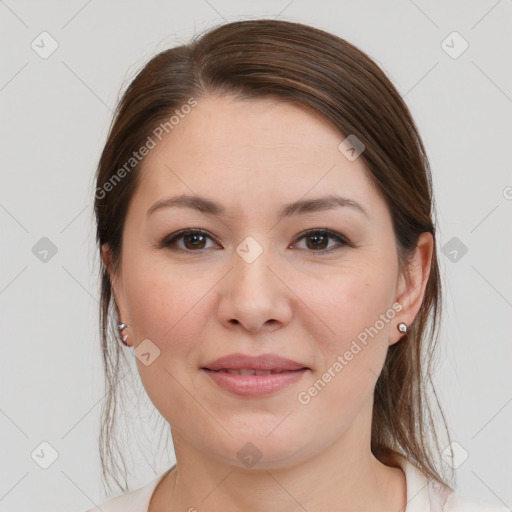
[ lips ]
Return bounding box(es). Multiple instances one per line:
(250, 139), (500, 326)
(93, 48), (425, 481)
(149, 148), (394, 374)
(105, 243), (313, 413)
(201, 353), (309, 372)
(209, 369), (291, 375)
(201, 353), (309, 397)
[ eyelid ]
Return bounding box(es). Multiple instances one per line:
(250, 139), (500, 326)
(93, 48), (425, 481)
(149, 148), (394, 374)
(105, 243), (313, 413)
(159, 228), (352, 253)
(158, 228), (220, 251)
(293, 228), (351, 248)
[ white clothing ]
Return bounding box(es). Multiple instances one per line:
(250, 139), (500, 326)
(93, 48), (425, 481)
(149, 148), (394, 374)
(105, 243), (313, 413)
(84, 455), (510, 511)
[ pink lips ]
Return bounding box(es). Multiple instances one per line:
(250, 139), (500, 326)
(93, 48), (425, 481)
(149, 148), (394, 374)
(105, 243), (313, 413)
(201, 353), (309, 397)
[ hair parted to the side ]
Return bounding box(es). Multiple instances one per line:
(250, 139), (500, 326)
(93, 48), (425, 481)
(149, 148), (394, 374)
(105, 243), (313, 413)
(94, 18), (453, 493)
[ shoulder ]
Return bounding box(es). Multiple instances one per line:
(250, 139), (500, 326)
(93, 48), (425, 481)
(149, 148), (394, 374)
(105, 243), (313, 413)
(444, 491), (510, 512)
(81, 470), (169, 512)
(391, 454), (509, 512)
(427, 470), (509, 512)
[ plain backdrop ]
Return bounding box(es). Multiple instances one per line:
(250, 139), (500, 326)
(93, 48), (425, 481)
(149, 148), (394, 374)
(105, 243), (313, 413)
(1, 1), (511, 510)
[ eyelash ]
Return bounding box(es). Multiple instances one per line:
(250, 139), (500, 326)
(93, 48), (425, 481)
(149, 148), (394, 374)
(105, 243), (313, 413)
(158, 228), (352, 254)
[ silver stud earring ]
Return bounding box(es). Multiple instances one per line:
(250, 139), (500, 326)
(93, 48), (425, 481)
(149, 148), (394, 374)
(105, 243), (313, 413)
(397, 322), (407, 336)
(117, 323), (130, 346)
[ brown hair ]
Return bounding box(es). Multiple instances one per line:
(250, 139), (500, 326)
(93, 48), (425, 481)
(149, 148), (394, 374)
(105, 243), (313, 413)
(94, 18), (453, 493)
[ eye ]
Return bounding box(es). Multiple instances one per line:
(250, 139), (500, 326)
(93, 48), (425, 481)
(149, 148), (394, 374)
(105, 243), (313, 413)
(159, 228), (350, 254)
(292, 229), (350, 253)
(159, 229), (219, 252)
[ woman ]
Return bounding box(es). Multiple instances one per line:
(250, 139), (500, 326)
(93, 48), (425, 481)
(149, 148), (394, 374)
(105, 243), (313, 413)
(87, 19), (507, 512)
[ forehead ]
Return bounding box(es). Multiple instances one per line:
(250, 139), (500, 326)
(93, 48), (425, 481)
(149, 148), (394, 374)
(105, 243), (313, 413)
(132, 94), (382, 218)
(167, 94), (343, 153)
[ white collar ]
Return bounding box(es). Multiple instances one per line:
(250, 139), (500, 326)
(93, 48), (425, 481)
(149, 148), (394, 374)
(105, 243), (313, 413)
(394, 454), (451, 511)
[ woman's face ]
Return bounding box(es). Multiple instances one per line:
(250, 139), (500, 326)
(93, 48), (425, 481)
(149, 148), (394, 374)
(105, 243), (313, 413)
(105, 94), (430, 469)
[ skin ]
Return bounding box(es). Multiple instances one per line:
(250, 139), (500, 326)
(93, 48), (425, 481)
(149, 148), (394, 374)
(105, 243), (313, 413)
(102, 94), (433, 511)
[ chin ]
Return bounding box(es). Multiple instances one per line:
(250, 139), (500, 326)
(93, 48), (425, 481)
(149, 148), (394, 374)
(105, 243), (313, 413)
(207, 423), (314, 471)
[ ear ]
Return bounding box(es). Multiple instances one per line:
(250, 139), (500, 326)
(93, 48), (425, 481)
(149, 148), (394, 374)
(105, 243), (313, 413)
(101, 244), (128, 326)
(391, 232), (434, 346)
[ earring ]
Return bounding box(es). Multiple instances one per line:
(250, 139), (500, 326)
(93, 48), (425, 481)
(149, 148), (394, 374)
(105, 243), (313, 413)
(397, 322), (407, 337)
(117, 323), (130, 346)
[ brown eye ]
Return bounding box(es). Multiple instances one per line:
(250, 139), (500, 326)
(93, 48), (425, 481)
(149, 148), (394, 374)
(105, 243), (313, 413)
(159, 228), (350, 255)
(182, 232), (207, 250)
(305, 233), (329, 250)
(160, 229), (217, 252)
(294, 229), (349, 253)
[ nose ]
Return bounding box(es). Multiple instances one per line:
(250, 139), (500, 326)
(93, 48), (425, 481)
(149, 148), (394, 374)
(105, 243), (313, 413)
(216, 245), (293, 333)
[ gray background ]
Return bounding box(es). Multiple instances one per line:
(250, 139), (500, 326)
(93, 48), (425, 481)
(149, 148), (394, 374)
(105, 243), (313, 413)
(1, 1), (511, 510)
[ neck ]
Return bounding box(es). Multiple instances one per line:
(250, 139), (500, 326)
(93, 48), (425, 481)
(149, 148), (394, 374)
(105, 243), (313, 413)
(150, 421), (407, 511)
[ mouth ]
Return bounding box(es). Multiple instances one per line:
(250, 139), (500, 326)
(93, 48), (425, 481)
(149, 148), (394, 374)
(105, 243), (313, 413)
(201, 367), (308, 397)
(203, 368), (307, 375)
(200, 353), (310, 397)
(201, 352), (309, 372)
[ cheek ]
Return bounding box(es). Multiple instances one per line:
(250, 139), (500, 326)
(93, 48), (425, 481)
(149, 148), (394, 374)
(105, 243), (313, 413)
(295, 261), (397, 350)
(291, 259), (398, 405)
(293, 280), (393, 425)
(123, 258), (205, 341)
(122, 265), (208, 419)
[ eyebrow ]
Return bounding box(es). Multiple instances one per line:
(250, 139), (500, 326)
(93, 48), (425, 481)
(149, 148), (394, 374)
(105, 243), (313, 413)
(147, 193), (368, 219)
